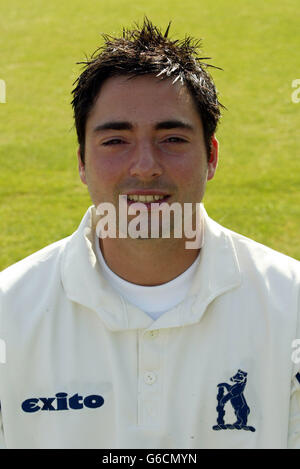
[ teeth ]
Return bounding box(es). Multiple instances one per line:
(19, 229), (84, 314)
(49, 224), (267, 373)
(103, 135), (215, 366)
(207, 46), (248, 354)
(127, 194), (166, 202)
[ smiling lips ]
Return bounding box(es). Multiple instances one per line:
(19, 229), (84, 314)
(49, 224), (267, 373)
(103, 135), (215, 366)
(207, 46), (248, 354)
(123, 189), (171, 205)
(127, 194), (168, 203)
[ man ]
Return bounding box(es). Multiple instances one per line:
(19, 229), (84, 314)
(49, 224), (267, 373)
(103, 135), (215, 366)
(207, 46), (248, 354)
(0, 18), (299, 449)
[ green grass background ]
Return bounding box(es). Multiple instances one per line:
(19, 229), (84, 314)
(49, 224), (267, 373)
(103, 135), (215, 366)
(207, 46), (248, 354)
(0, 0), (299, 270)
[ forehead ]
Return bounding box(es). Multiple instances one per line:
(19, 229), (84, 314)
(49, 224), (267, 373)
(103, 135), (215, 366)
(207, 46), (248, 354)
(87, 74), (202, 128)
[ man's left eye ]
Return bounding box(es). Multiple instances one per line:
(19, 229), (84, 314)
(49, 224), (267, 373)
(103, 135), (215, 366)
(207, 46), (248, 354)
(164, 137), (187, 143)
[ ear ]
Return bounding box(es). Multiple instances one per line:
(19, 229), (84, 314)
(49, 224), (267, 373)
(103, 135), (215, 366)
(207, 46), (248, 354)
(207, 135), (218, 181)
(77, 147), (87, 185)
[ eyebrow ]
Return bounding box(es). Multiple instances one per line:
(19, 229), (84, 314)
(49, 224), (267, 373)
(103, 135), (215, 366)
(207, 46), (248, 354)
(93, 121), (132, 132)
(92, 120), (195, 133)
(156, 120), (194, 132)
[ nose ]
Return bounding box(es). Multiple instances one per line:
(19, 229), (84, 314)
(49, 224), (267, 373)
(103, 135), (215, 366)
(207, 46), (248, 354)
(129, 141), (163, 181)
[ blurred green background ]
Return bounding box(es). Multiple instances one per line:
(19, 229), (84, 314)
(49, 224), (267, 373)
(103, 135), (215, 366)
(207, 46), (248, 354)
(0, 0), (299, 269)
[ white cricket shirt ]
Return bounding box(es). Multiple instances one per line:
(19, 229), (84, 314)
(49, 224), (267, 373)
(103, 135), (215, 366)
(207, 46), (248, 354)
(0, 205), (299, 449)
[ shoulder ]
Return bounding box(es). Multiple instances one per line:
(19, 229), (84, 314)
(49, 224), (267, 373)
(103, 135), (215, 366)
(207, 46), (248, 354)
(230, 228), (299, 277)
(0, 207), (95, 317)
(214, 222), (300, 295)
(205, 212), (300, 283)
(206, 218), (300, 329)
(0, 236), (71, 296)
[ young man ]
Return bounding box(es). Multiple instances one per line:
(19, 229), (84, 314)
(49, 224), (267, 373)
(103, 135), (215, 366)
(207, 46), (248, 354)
(0, 19), (299, 449)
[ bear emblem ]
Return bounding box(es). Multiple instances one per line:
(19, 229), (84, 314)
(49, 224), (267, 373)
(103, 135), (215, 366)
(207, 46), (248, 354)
(212, 369), (256, 432)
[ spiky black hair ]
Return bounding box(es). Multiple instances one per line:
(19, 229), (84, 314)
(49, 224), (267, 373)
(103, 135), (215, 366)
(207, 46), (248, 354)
(71, 17), (224, 162)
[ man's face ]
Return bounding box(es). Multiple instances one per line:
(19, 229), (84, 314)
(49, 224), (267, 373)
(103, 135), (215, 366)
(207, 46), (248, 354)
(78, 74), (218, 230)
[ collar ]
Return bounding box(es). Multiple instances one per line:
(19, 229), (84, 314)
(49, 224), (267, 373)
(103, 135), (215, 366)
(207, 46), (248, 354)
(61, 205), (241, 331)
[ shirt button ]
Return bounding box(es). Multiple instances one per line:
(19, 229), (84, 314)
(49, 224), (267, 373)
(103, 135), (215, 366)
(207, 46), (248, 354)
(144, 371), (157, 385)
(145, 330), (159, 339)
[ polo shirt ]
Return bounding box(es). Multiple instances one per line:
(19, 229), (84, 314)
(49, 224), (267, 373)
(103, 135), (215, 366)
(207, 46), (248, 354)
(0, 205), (299, 448)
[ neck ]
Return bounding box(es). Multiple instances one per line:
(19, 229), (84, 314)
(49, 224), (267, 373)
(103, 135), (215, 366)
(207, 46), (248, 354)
(99, 237), (200, 286)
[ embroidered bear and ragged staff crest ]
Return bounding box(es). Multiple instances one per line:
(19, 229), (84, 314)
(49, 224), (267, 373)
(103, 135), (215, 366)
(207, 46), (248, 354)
(212, 369), (256, 432)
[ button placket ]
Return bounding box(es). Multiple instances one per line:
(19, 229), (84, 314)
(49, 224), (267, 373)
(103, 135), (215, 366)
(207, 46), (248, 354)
(138, 329), (162, 425)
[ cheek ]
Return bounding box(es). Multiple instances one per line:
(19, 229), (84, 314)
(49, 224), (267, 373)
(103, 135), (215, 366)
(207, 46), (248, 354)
(169, 154), (206, 184)
(86, 153), (127, 187)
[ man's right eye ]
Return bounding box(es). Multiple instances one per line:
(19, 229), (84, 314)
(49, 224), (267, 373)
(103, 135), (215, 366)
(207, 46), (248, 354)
(102, 139), (125, 146)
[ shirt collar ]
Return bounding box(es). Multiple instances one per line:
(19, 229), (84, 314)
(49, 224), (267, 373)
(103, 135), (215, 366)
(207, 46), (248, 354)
(61, 205), (241, 331)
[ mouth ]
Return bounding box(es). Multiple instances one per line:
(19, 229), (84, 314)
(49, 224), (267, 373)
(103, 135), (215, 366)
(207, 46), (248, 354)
(124, 192), (171, 208)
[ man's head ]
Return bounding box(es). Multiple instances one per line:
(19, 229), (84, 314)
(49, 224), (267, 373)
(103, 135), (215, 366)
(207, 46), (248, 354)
(71, 17), (223, 165)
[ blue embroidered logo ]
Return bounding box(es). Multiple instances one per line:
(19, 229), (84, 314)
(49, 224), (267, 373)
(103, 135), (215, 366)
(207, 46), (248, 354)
(212, 369), (256, 432)
(21, 392), (104, 413)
